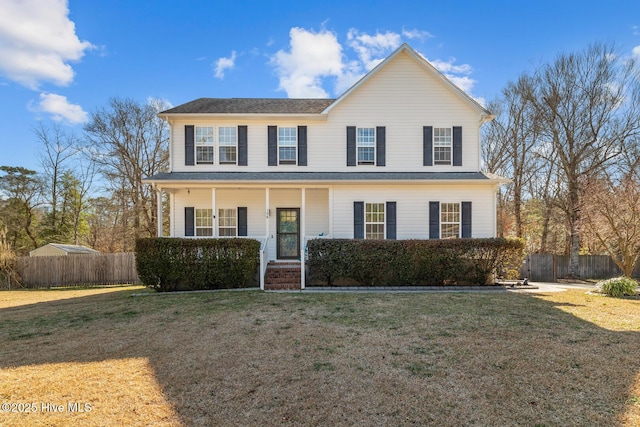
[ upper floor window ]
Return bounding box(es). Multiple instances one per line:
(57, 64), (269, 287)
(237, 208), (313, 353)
(218, 208), (237, 236)
(195, 208), (213, 236)
(440, 203), (460, 238)
(357, 128), (375, 165)
(433, 127), (452, 165)
(365, 203), (385, 239)
(218, 127), (237, 164)
(278, 127), (297, 164)
(195, 127), (214, 164)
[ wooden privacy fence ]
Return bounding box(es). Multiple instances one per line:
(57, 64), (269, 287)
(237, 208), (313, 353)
(15, 253), (141, 288)
(521, 254), (640, 282)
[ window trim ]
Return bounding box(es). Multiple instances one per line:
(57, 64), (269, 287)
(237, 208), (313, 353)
(277, 126), (297, 165)
(195, 208), (213, 237)
(218, 208), (237, 237)
(195, 126), (215, 165)
(433, 127), (452, 166)
(365, 202), (385, 239)
(440, 202), (460, 239)
(218, 127), (238, 165)
(357, 127), (376, 165)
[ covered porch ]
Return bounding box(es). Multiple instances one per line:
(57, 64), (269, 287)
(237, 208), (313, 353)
(154, 185), (333, 290)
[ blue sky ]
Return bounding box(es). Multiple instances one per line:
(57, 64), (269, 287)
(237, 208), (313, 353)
(1, 0), (640, 172)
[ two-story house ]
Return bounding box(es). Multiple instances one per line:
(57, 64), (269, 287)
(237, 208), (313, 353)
(144, 43), (506, 289)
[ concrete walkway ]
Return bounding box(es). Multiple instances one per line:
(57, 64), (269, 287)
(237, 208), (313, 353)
(295, 281), (596, 294)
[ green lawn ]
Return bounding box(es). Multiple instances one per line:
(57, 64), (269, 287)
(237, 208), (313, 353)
(0, 287), (639, 426)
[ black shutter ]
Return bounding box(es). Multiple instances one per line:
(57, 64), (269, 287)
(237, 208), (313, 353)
(429, 202), (439, 239)
(237, 207), (248, 236)
(423, 126), (433, 166)
(346, 126), (356, 166)
(386, 201), (396, 239)
(354, 201), (364, 238)
(376, 126), (386, 166)
(185, 125), (195, 166)
(461, 202), (472, 238)
(298, 126), (307, 166)
(453, 126), (462, 166)
(238, 125), (248, 166)
(268, 126), (277, 166)
(185, 207), (194, 236)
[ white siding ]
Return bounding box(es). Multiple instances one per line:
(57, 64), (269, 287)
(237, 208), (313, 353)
(331, 184), (496, 239)
(169, 51), (483, 174)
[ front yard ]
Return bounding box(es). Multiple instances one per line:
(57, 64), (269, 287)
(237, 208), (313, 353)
(0, 287), (639, 426)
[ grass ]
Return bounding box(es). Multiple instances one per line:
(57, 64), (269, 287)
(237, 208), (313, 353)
(0, 286), (639, 426)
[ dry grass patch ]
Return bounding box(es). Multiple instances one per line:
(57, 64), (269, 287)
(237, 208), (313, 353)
(0, 287), (639, 426)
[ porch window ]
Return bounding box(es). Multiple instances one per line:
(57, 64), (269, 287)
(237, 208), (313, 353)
(434, 127), (452, 165)
(218, 127), (237, 164)
(218, 208), (237, 236)
(195, 127), (214, 164)
(278, 127), (297, 164)
(357, 128), (375, 165)
(440, 203), (460, 238)
(365, 203), (384, 239)
(195, 208), (213, 236)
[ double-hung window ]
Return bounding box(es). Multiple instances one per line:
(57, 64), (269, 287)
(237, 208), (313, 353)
(433, 127), (452, 165)
(357, 128), (375, 165)
(195, 127), (214, 164)
(218, 127), (237, 164)
(218, 208), (237, 236)
(278, 127), (297, 164)
(440, 203), (460, 238)
(195, 208), (213, 236)
(365, 203), (385, 239)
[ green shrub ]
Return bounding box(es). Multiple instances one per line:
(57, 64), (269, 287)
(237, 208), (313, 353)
(595, 276), (638, 297)
(135, 238), (260, 292)
(307, 237), (524, 286)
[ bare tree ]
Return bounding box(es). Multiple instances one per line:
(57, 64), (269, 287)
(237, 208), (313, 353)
(582, 172), (640, 276)
(84, 97), (169, 250)
(523, 43), (640, 277)
(34, 123), (79, 240)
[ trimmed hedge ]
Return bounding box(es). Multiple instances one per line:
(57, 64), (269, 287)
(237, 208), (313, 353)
(307, 238), (524, 286)
(135, 238), (260, 292)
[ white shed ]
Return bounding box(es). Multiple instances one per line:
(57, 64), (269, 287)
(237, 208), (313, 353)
(29, 243), (100, 257)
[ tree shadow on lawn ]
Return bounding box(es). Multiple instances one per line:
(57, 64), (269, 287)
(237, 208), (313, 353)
(0, 287), (639, 426)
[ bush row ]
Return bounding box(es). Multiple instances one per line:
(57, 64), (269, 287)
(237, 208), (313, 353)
(135, 238), (260, 292)
(307, 238), (525, 286)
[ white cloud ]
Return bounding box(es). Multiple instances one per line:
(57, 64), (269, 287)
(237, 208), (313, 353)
(31, 93), (88, 124)
(632, 45), (640, 60)
(0, 0), (93, 89)
(347, 29), (403, 70)
(429, 58), (473, 75)
(270, 26), (478, 98)
(271, 27), (343, 98)
(402, 28), (434, 41)
(214, 51), (237, 79)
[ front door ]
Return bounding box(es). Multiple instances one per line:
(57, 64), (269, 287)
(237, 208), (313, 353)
(276, 208), (300, 259)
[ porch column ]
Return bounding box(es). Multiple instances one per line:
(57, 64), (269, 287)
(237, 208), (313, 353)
(301, 187), (306, 289)
(170, 191), (175, 237)
(265, 188), (270, 237)
(212, 188), (217, 237)
(156, 188), (163, 237)
(328, 186), (334, 237)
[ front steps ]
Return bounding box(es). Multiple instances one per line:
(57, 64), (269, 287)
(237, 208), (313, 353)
(264, 262), (301, 290)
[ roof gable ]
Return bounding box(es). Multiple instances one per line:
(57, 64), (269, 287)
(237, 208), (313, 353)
(323, 43), (490, 117)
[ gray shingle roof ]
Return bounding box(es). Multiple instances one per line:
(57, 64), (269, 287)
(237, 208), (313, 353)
(145, 171), (501, 182)
(161, 98), (336, 115)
